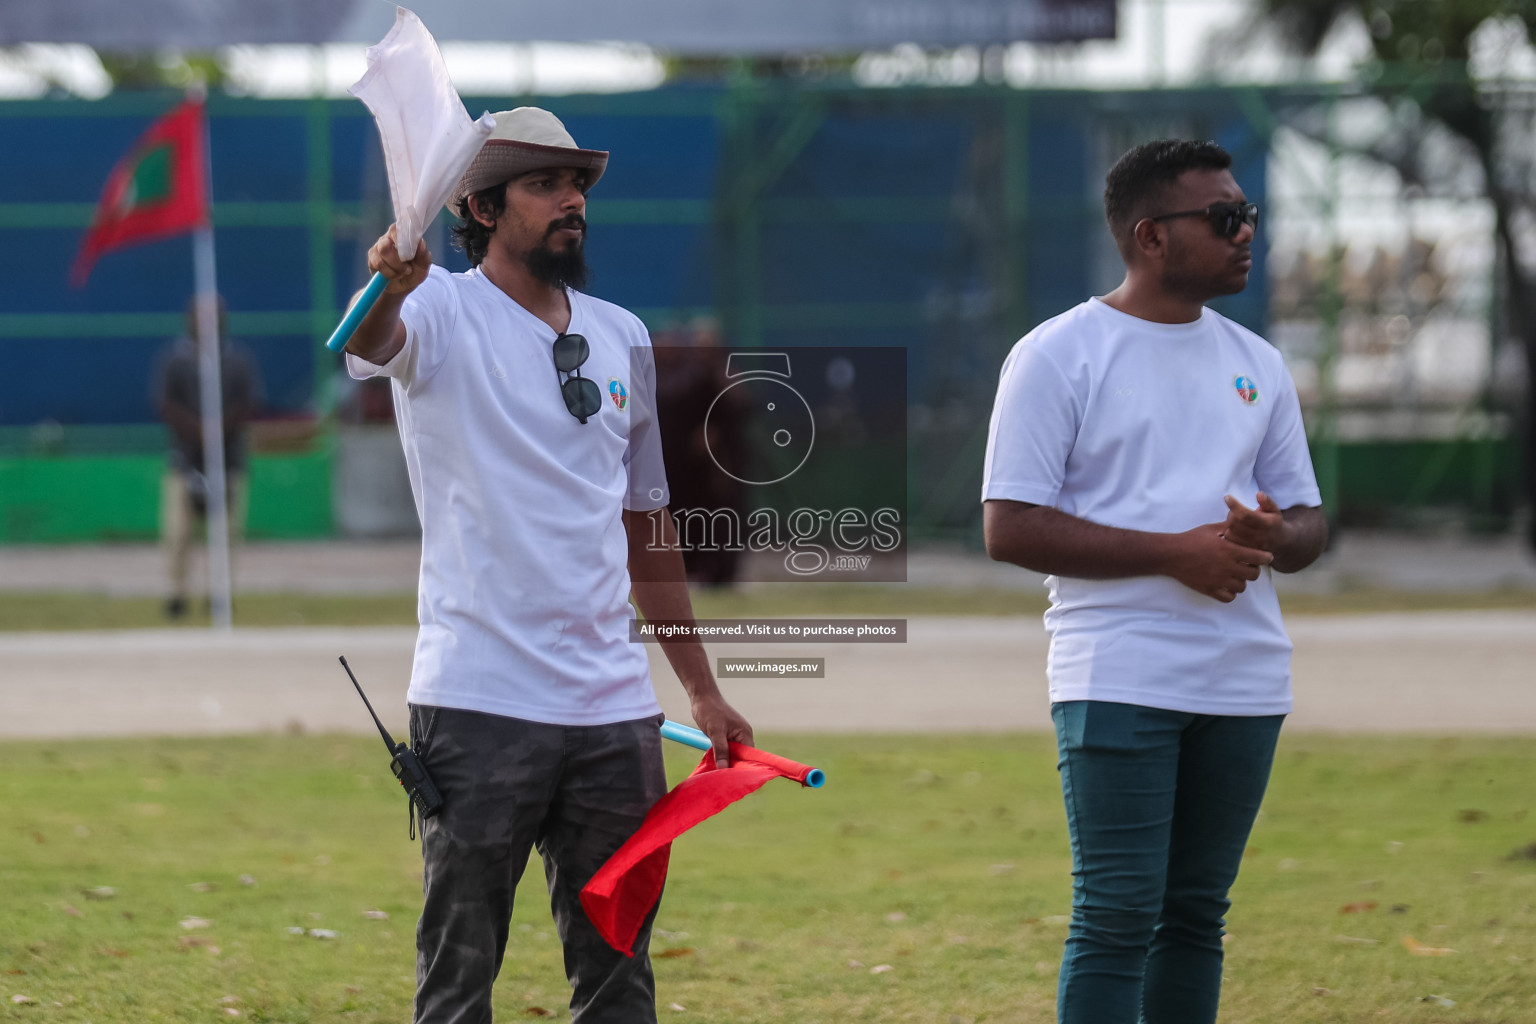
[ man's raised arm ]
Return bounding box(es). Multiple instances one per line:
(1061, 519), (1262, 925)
(345, 223), (431, 367)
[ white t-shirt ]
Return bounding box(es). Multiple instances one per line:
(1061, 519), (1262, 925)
(981, 298), (1321, 716)
(347, 265), (669, 725)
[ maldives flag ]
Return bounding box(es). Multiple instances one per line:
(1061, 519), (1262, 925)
(580, 741), (821, 956)
(71, 98), (209, 286)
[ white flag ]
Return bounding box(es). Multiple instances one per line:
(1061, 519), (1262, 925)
(349, 7), (495, 259)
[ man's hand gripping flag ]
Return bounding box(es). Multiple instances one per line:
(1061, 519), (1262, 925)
(325, 6), (494, 352)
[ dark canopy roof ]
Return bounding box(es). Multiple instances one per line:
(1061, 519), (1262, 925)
(1, 0), (1115, 52)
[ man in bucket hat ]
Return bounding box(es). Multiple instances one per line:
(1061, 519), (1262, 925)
(343, 107), (754, 1024)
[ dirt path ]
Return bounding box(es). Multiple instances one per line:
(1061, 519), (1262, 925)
(4, 530), (1536, 596)
(1, 612), (1532, 739)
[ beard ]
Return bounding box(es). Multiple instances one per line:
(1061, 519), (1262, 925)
(525, 215), (589, 290)
(1159, 235), (1247, 302)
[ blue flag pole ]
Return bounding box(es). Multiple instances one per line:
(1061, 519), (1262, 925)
(659, 720), (825, 788)
(326, 271), (389, 353)
(659, 720), (712, 751)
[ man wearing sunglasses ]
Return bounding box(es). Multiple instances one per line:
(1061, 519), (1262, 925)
(341, 107), (754, 1024)
(982, 139), (1327, 1024)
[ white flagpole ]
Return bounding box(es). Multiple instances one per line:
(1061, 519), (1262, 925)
(190, 88), (233, 631)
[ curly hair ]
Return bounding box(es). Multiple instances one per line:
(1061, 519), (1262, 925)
(450, 182), (508, 267)
(1103, 140), (1232, 256)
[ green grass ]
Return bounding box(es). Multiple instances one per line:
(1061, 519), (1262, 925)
(2, 586), (1536, 631)
(2, 734), (1534, 1023)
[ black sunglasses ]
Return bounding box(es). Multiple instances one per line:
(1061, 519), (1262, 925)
(1150, 201), (1259, 239)
(552, 332), (602, 424)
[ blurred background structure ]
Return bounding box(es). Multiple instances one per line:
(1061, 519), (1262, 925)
(1, 0), (1533, 555)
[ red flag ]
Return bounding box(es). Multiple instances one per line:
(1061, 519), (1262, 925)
(580, 741), (819, 956)
(71, 98), (209, 286)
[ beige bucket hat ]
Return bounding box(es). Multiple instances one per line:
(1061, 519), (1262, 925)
(446, 106), (609, 214)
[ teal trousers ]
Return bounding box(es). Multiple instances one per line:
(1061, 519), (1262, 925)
(1051, 700), (1284, 1024)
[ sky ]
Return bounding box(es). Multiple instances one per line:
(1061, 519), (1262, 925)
(0, 0), (1359, 99)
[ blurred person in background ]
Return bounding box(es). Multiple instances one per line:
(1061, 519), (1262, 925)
(982, 140), (1327, 1024)
(341, 107), (752, 1024)
(653, 315), (746, 586)
(153, 294), (262, 619)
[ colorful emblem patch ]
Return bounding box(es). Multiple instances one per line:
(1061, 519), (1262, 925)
(608, 377), (628, 410)
(1233, 375), (1260, 404)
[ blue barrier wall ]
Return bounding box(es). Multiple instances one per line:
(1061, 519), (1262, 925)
(0, 85), (1271, 431)
(0, 84), (1285, 539)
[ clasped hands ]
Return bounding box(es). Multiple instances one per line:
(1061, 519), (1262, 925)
(1166, 492), (1290, 604)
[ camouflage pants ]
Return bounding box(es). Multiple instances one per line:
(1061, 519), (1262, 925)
(408, 705), (669, 1024)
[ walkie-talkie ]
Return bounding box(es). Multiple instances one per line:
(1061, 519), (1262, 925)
(338, 656), (444, 839)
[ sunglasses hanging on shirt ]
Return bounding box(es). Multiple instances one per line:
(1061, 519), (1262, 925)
(552, 332), (602, 424)
(1149, 201), (1259, 240)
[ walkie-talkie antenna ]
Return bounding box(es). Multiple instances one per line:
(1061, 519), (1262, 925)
(336, 655), (443, 839)
(339, 656), (398, 752)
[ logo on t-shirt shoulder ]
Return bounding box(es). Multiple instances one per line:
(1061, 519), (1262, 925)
(608, 377), (628, 410)
(1233, 375), (1260, 405)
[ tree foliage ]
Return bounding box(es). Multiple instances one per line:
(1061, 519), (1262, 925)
(1262, 0), (1536, 543)
(1264, 0), (1533, 62)
(95, 52), (228, 92)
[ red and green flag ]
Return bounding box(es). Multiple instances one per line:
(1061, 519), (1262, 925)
(71, 98), (209, 287)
